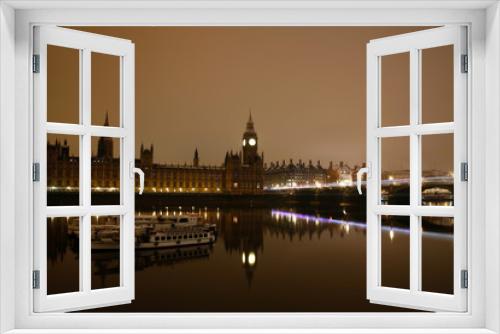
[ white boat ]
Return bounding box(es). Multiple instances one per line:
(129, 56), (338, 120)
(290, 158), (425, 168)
(91, 213), (217, 250)
(135, 226), (216, 249)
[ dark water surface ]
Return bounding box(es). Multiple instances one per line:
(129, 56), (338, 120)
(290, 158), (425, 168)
(47, 203), (453, 312)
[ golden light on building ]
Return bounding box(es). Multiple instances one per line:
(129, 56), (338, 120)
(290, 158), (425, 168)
(48, 115), (265, 195)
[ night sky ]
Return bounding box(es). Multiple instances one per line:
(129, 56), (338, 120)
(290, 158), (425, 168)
(47, 27), (453, 171)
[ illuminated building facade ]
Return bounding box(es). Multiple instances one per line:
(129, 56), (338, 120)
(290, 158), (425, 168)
(47, 113), (120, 192)
(47, 113), (265, 194)
(264, 160), (327, 188)
(263, 160), (365, 189)
(138, 146), (225, 193)
(138, 114), (264, 194)
(47, 113), (370, 193)
(47, 139), (79, 190)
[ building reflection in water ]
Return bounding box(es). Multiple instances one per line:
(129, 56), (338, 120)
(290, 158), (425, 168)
(47, 206), (453, 311)
(219, 208), (264, 285)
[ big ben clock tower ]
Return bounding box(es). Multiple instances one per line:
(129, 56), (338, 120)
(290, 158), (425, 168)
(242, 112), (258, 165)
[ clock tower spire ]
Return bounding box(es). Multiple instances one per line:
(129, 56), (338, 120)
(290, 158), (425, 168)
(242, 111), (258, 165)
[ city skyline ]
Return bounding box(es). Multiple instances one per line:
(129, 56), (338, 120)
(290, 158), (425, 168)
(47, 26), (453, 171)
(48, 112), (366, 169)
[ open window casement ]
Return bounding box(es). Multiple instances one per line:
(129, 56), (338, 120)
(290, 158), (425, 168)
(364, 26), (468, 312)
(33, 26), (137, 312)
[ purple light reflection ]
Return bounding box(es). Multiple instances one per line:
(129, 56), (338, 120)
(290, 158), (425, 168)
(270, 210), (453, 240)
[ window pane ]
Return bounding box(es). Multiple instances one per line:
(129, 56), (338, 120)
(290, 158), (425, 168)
(91, 52), (120, 127)
(381, 215), (410, 289)
(421, 45), (454, 124)
(47, 134), (80, 206)
(47, 45), (80, 124)
(381, 52), (410, 127)
(91, 215), (121, 290)
(421, 217), (454, 294)
(47, 216), (80, 295)
(91, 137), (121, 205)
(421, 134), (454, 206)
(381, 137), (410, 205)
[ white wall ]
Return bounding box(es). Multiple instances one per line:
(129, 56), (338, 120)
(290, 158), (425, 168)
(485, 2), (500, 332)
(0, 2), (16, 333)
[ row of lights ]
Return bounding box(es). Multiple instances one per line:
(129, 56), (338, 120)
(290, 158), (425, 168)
(148, 187), (221, 193)
(48, 186), (119, 192)
(267, 179), (358, 191)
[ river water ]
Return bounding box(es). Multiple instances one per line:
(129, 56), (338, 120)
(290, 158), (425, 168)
(47, 204), (453, 312)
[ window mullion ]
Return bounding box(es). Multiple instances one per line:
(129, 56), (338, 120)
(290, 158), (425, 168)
(81, 48), (92, 293)
(409, 48), (421, 292)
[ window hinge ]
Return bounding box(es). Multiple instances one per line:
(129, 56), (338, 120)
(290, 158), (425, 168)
(461, 54), (468, 73)
(461, 269), (468, 289)
(32, 55), (40, 73)
(33, 270), (40, 289)
(32, 163), (40, 182)
(461, 162), (468, 182)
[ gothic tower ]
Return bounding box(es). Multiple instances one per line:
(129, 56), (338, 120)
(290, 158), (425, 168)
(140, 143), (154, 166)
(97, 112), (113, 160)
(242, 112), (258, 165)
(193, 148), (199, 167)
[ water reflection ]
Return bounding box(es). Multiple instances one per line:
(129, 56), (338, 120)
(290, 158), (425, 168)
(46, 207), (453, 312)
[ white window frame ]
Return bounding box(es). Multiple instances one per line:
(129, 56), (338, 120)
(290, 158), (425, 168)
(1, 1), (499, 333)
(366, 26), (468, 312)
(32, 26), (136, 312)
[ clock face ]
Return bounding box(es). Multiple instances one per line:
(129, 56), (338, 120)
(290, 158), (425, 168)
(249, 138), (257, 146)
(242, 139), (246, 146)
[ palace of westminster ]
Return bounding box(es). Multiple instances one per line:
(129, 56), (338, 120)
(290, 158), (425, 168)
(47, 114), (360, 194)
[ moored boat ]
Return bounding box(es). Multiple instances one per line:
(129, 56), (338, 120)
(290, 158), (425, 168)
(91, 213), (217, 250)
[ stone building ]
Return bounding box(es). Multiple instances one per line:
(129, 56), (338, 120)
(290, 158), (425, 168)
(46, 113), (265, 195)
(264, 159), (327, 188)
(47, 139), (79, 189)
(138, 113), (264, 194)
(47, 113), (120, 192)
